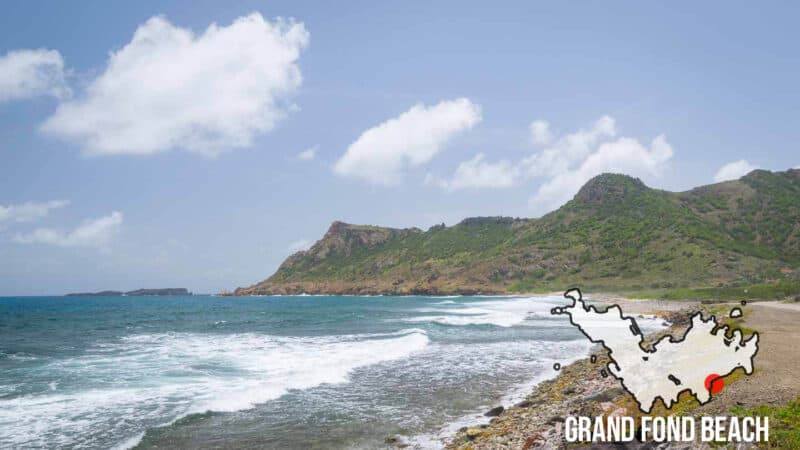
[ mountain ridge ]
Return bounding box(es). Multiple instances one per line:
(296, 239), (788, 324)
(232, 169), (800, 296)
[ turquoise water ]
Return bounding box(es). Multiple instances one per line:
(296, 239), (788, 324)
(0, 294), (657, 449)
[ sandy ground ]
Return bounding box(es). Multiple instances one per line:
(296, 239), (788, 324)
(754, 300), (800, 312)
(692, 301), (800, 414)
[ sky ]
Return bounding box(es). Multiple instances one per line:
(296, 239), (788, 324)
(1, 1), (798, 295)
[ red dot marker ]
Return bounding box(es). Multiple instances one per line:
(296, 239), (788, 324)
(704, 373), (724, 394)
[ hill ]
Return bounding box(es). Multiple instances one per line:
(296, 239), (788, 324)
(232, 169), (800, 296)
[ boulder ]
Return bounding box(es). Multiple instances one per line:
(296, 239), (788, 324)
(466, 427), (484, 440)
(484, 406), (504, 417)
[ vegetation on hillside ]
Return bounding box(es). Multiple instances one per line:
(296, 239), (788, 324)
(234, 169), (800, 296)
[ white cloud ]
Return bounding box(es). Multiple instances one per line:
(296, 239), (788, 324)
(0, 49), (69, 102)
(529, 120), (553, 146)
(333, 98), (482, 185)
(14, 211), (123, 247)
(529, 135), (673, 212)
(41, 13), (309, 156)
(287, 238), (312, 253)
(426, 153), (520, 191)
(0, 200), (69, 226)
(426, 116), (673, 213)
(297, 145), (317, 161)
(713, 159), (758, 182)
(521, 115), (617, 177)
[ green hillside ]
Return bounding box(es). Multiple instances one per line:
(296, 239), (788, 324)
(233, 169), (800, 296)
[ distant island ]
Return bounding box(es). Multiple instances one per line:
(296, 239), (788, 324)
(229, 169), (800, 298)
(66, 288), (192, 296)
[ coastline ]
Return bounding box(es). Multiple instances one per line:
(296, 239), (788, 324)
(438, 296), (800, 449)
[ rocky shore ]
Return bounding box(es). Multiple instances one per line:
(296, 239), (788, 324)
(437, 303), (777, 450)
(227, 280), (507, 296)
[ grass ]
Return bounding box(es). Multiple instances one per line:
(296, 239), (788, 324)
(730, 398), (800, 448)
(657, 282), (800, 301)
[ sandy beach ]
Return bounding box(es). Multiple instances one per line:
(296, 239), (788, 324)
(442, 296), (800, 449)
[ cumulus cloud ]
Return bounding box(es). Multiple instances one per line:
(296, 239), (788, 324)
(0, 200), (69, 226)
(426, 116), (674, 214)
(529, 135), (673, 211)
(529, 120), (553, 146)
(333, 98), (481, 185)
(287, 238), (312, 253)
(0, 49), (69, 103)
(297, 145), (317, 161)
(14, 211), (123, 247)
(521, 115), (617, 177)
(425, 153), (520, 191)
(713, 159), (758, 182)
(41, 13), (309, 156)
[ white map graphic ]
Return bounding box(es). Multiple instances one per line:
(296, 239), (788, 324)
(554, 289), (759, 413)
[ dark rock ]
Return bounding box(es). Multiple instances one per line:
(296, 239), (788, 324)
(547, 416), (565, 424)
(385, 435), (408, 448)
(562, 387), (576, 395)
(484, 406), (504, 417)
(514, 400), (533, 408)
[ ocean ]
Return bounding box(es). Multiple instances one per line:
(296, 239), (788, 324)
(0, 294), (665, 449)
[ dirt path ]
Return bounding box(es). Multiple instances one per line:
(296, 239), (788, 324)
(691, 302), (800, 414)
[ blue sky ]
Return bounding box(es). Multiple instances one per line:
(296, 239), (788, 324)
(1, 1), (798, 295)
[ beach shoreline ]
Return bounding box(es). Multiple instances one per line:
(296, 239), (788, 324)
(438, 294), (800, 449)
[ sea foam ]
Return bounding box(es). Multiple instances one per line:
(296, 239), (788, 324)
(0, 329), (428, 448)
(405, 296), (563, 327)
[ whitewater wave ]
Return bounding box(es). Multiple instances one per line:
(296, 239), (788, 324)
(0, 329), (428, 449)
(406, 296), (563, 327)
(407, 297), (670, 332)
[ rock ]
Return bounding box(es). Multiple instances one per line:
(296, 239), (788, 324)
(562, 387), (576, 395)
(458, 426), (468, 432)
(515, 400), (533, 408)
(384, 435), (408, 447)
(465, 427), (483, 440)
(547, 415), (564, 424)
(484, 405), (504, 417)
(583, 387), (624, 403)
